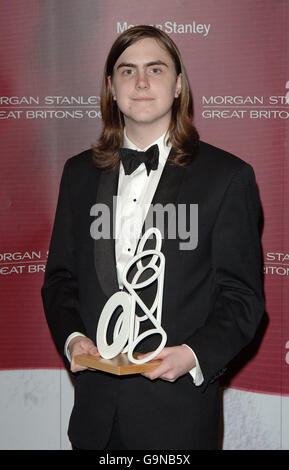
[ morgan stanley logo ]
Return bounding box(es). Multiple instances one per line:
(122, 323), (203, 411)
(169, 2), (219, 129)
(90, 197), (198, 251)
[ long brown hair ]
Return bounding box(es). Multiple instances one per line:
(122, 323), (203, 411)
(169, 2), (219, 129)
(92, 25), (199, 170)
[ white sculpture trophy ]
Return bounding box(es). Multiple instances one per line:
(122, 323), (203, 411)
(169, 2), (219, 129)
(75, 227), (167, 374)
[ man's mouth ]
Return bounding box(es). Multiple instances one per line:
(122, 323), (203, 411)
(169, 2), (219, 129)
(132, 97), (154, 101)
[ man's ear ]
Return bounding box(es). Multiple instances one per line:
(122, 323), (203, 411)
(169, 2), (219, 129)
(107, 76), (116, 100)
(175, 73), (182, 98)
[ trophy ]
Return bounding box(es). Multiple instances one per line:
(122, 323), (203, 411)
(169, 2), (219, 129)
(75, 227), (167, 375)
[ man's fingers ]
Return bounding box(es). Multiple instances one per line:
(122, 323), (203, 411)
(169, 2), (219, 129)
(70, 357), (87, 373)
(138, 348), (171, 380)
(87, 345), (100, 356)
(136, 351), (153, 360)
(72, 338), (98, 356)
(141, 345), (197, 382)
(137, 348), (168, 361)
(70, 338), (100, 372)
(142, 358), (170, 381)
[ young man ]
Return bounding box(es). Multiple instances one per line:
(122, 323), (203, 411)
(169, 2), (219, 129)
(41, 25), (264, 450)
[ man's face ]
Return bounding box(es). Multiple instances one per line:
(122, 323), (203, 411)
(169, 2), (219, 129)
(108, 37), (182, 128)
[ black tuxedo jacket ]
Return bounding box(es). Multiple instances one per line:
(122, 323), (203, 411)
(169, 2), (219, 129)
(41, 141), (264, 450)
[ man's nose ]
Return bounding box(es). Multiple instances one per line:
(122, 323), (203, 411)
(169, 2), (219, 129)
(135, 70), (149, 89)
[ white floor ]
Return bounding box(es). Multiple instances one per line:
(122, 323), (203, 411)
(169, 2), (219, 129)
(0, 369), (288, 450)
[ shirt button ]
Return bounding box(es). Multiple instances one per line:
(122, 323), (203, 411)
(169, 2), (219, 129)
(133, 198), (136, 202)
(128, 248), (131, 252)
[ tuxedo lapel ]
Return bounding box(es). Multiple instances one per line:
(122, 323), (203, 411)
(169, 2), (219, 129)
(93, 149), (186, 298)
(93, 168), (120, 298)
(151, 160), (186, 210)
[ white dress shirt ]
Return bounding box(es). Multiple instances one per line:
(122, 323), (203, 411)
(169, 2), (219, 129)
(115, 128), (171, 288)
(65, 128), (204, 386)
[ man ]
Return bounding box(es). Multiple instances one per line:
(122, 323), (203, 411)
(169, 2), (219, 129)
(41, 25), (264, 450)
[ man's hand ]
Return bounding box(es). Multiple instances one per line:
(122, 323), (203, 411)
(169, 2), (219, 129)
(139, 345), (196, 382)
(68, 336), (100, 373)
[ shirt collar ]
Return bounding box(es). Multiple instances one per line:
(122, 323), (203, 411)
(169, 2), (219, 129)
(123, 127), (172, 166)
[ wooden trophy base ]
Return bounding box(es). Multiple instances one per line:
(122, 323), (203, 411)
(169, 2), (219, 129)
(74, 352), (161, 376)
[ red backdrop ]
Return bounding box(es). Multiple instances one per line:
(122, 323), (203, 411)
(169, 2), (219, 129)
(0, 0), (288, 396)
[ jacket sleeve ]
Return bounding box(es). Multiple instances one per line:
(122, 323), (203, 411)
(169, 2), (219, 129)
(41, 159), (87, 366)
(185, 163), (265, 390)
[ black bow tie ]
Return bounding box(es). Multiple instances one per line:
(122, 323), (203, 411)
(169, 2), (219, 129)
(118, 144), (159, 176)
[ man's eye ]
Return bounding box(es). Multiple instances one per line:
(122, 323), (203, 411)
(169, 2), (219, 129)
(150, 68), (162, 74)
(123, 69), (133, 75)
